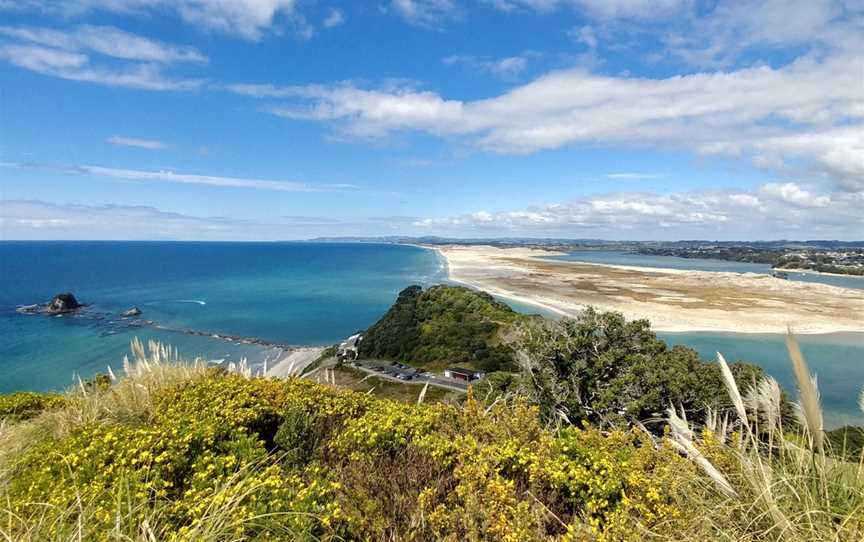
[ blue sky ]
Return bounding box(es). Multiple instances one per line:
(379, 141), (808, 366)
(0, 0), (861, 240)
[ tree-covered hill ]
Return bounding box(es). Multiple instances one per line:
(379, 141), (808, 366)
(358, 285), (526, 371)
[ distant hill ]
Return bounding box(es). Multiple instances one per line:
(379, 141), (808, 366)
(304, 236), (864, 249)
(358, 285), (526, 372)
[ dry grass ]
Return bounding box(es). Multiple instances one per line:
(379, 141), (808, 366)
(665, 333), (864, 541)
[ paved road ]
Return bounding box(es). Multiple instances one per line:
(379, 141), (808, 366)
(266, 347), (326, 377)
(349, 359), (470, 392)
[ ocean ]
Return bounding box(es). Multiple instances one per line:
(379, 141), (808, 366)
(0, 242), (445, 393)
(1, 242), (862, 427)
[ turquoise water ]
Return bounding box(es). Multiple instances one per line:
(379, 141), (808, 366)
(491, 295), (864, 428)
(1, 242), (862, 428)
(0, 242), (444, 393)
(658, 332), (864, 429)
(547, 250), (864, 290)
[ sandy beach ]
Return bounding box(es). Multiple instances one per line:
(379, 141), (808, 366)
(432, 245), (864, 334)
(266, 346), (326, 378)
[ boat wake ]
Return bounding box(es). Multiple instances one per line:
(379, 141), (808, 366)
(174, 300), (207, 306)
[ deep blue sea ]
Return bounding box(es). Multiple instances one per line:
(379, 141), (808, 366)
(0, 242), (445, 393)
(1, 242), (862, 428)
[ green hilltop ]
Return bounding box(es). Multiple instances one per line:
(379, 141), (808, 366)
(358, 284), (526, 372)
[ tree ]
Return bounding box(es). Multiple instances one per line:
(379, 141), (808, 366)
(516, 308), (767, 430)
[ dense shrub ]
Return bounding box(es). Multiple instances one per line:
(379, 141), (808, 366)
(0, 391), (65, 422)
(516, 308), (771, 429)
(359, 284), (523, 371)
(0, 373), (689, 541)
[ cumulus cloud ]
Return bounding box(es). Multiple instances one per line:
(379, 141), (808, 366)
(106, 136), (171, 150)
(760, 183), (831, 208)
(413, 182), (863, 240)
(0, 0), (298, 41)
(231, 51), (862, 192)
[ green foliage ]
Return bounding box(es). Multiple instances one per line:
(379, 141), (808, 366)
(0, 373), (690, 541)
(517, 308), (770, 429)
(0, 391), (65, 422)
(359, 284), (523, 371)
(274, 405), (319, 467)
(826, 425), (864, 461)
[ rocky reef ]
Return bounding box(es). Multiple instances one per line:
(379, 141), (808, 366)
(120, 307), (142, 317)
(17, 293), (84, 315)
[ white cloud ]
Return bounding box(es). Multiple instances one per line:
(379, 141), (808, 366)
(391, 0), (456, 26)
(0, 25), (207, 63)
(760, 182), (831, 208)
(233, 51), (862, 192)
(0, 200), (258, 240)
(568, 25), (597, 49)
(0, 0), (298, 41)
(606, 172), (665, 180)
(323, 8), (345, 28)
(106, 135), (171, 150)
(443, 53), (531, 77)
(665, 0), (863, 67)
(2, 162), (352, 192)
(0, 44), (203, 90)
(0, 200), (420, 240)
(413, 182), (862, 239)
(0, 25), (207, 90)
(486, 0), (690, 19)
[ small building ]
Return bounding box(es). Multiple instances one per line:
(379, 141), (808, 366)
(337, 333), (363, 362)
(444, 367), (484, 382)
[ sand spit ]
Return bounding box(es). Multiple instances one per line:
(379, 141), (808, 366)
(433, 245), (864, 334)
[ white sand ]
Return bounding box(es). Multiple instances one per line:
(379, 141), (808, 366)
(432, 244), (864, 334)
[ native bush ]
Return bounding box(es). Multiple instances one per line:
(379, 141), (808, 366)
(359, 284), (523, 371)
(0, 359), (691, 541)
(0, 391), (65, 423)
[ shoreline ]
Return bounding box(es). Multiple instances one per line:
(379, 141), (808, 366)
(777, 267), (864, 279)
(422, 244), (864, 335)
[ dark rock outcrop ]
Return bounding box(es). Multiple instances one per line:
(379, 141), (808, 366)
(47, 293), (82, 313)
(17, 293), (84, 315)
(121, 306), (142, 317)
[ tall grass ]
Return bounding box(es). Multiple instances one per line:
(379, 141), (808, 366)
(0, 340), (312, 542)
(666, 333), (864, 541)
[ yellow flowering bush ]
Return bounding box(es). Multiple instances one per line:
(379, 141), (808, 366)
(0, 391), (65, 422)
(1, 372), (690, 540)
